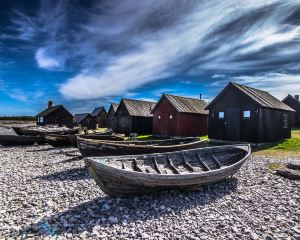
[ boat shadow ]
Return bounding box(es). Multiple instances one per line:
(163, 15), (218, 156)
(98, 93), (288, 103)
(20, 177), (238, 237)
(36, 167), (90, 181)
(58, 156), (83, 164)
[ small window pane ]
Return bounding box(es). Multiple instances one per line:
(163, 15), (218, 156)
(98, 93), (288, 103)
(40, 117), (44, 123)
(283, 114), (288, 128)
(219, 112), (224, 119)
(169, 115), (173, 119)
(243, 111), (250, 118)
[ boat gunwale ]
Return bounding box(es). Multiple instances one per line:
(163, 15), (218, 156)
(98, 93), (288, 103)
(84, 144), (251, 179)
(78, 137), (206, 149)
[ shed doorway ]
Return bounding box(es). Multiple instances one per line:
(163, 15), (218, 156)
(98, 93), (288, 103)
(159, 113), (170, 136)
(226, 108), (241, 141)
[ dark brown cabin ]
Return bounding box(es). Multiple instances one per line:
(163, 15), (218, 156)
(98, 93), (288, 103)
(106, 103), (119, 131)
(36, 103), (73, 128)
(151, 94), (208, 137)
(115, 99), (156, 135)
(206, 82), (295, 143)
(91, 107), (107, 128)
(282, 94), (300, 127)
(73, 113), (96, 130)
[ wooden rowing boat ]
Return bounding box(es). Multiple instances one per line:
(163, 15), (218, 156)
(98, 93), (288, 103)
(84, 144), (251, 197)
(45, 133), (125, 148)
(78, 137), (207, 157)
(0, 135), (46, 146)
(91, 129), (113, 135)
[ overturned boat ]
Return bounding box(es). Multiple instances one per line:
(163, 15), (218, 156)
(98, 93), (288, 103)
(0, 135), (46, 146)
(13, 125), (80, 136)
(84, 144), (251, 197)
(78, 137), (207, 157)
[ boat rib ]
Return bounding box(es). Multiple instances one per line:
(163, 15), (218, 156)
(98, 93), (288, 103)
(153, 157), (162, 174)
(196, 153), (211, 171)
(132, 158), (143, 172)
(211, 155), (222, 169)
(167, 156), (180, 174)
(182, 154), (195, 172)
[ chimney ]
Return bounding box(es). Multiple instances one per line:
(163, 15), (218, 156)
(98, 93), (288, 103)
(295, 95), (299, 101)
(48, 100), (54, 108)
(200, 94), (202, 100)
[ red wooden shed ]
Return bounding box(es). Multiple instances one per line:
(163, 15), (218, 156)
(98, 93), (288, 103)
(151, 94), (208, 137)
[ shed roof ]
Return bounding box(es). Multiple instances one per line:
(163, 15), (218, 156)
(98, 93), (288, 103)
(206, 82), (295, 112)
(152, 94), (208, 114)
(91, 107), (106, 117)
(111, 103), (119, 112)
(36, 105), (72, 117)
(117, 99), (156, 117)
(73, 113), (91, 123)
(283, 94), (300, 105)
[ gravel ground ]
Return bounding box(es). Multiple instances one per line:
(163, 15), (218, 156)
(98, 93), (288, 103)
(0, 145), (299, 240)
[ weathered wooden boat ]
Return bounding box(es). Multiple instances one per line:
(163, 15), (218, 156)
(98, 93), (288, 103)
(91, 129), (113, 135)
(68, 134), (125, 148)
(45, 133), (125, 148)
(84, 144), (251, 197)
(78, 137), (207, 157)
(12, 126), (26, 135)
(0, 135), (46, 146)
(21, 126), (80, 136)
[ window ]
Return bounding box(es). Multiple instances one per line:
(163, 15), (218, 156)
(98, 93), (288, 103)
(158, 115), (161, 119)
(243, 110), (251, 119)
(218, 112), (224, 119)
(39, 117), (44, 123)
(283, 114), (288, 128)
(169, 115), (173, 119)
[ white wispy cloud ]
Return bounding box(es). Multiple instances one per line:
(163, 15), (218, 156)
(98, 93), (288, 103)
(35, 48), (60, 69)
(10, 0), (300, 100)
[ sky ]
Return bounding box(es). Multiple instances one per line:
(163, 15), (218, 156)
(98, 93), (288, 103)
(1, 0), (300, 116)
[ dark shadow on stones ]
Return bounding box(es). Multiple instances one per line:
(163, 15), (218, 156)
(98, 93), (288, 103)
(20, 177), (238, 237)
(36, 167), (90, 181)
(59, 156), (83, 164)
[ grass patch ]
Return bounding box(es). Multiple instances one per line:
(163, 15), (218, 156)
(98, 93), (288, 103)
(136, 135), (160, 141)
(254, 128), (300, 158)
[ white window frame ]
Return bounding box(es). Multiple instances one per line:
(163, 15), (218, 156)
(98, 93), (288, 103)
(243, 110), (251, 119)
(39, 117), (44, 123)
(218, 112), (224, 119)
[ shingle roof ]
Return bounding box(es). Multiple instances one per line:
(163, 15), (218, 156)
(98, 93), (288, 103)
(111, 103), (119, 112)
(206, 82), (295, 112)
(36, 105), (65, 117)
(152, 94), (208, 114)
(91, 107), (106, 117)
(119, 99), (156, 117)
(73, 113), (90, 123)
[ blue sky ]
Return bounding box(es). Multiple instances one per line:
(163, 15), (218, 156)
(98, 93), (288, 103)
(1, 0), (300, 116)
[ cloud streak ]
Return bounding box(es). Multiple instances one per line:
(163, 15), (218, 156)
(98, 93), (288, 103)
(7, 0), (300, 100)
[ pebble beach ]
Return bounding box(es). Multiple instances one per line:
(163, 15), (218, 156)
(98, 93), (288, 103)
(1, 140), (299, 239)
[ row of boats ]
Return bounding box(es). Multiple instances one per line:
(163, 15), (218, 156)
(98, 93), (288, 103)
(1, 125), (251, 197)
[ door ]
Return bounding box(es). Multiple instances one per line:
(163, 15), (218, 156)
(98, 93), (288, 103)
(226, 108), (241, 141)
(159, 113), (170, 136)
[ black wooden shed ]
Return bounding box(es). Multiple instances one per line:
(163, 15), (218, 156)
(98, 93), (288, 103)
(73, 113), (96, 130)
(205, 82), (295, 143)
(36, 104), (73, 128)
(106, 103), (118, 131)
(115, 99), (156, 135)
(282, 94), (300, 127)
(91, 107), (107, 128)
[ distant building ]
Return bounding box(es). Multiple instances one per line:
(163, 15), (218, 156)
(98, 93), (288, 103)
(36, 102), (73, 128)
(115, 99), (156, 135)
(206, 82), (295, 143)
(151, 94), (208, 137)
(282, 94), (300, 127)
(106, 103), (119, 132)
(73, 113), (96, 130)
(91, 107), (107, 128)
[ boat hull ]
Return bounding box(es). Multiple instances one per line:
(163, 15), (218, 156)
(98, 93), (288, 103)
(78, 138), (207, 157)
(69, 134), (124, 148)
(84, 145), (251, 197)
(0, 135), (46, 146)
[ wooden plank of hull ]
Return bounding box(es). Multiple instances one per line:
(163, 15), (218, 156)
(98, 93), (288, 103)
(45, 135), (71, 147)
(84, 144), (251, 197)
(78, 137), (208, 157)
